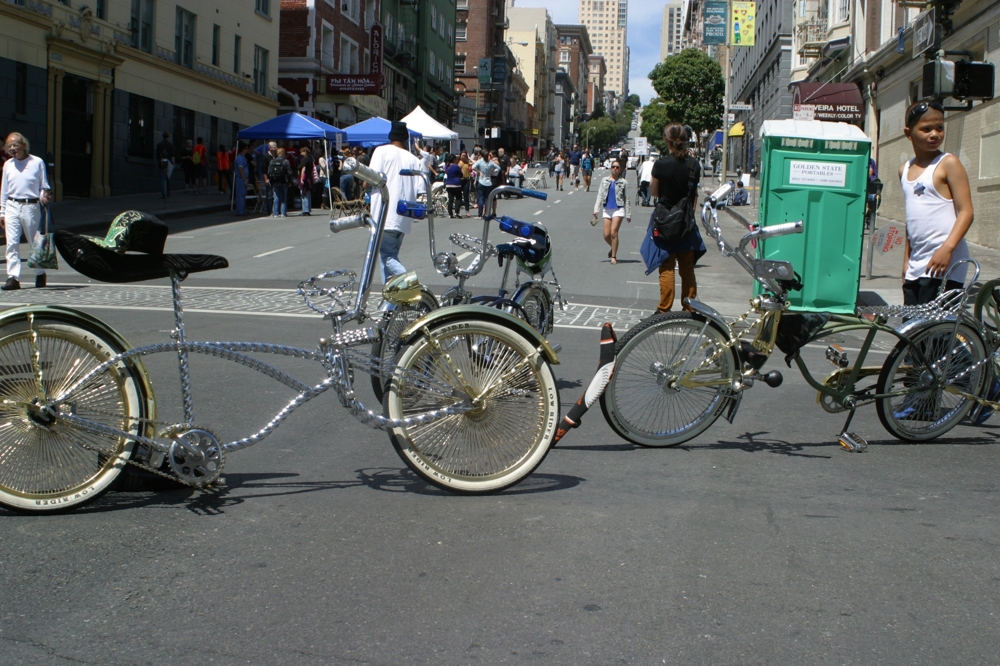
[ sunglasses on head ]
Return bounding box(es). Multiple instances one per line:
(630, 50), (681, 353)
(907, 100), (944, 127)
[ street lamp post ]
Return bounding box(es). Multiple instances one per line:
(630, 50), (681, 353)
(585, 126), (594, 150)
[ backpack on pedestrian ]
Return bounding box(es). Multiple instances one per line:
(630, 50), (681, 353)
(651, 157), (698, 244)
(268, 157), (289, 185)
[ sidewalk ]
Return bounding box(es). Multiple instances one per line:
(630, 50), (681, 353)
(716, 195), (1000, 307)
(51, 188), (234, 234)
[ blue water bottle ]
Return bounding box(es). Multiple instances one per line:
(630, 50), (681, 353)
(396, 200), (428, 219)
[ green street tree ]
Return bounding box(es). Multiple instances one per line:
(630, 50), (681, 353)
(640, 100), (670, 154)
(648, 48), (724, 142)
(626, 94), (641, 108)
(578, 117), (618, 152)
(590, 100), (606, 120)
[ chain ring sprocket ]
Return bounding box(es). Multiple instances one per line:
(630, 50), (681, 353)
(166, 427), (226, 487)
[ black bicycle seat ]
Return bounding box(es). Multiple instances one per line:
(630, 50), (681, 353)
(55, 230), (229, 283)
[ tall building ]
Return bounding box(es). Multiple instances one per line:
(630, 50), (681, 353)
(555, 25), (593, 115)
(578, 0), (628, 97)
(506, 5), (558, 150)
(587, 55), (607, 115)
(661, 2), (686, 60)
(0, 0), (279, 199)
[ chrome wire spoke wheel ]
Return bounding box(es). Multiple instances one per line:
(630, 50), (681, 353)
(385, 321), (558, 493)
(876, 322), (986, 441)
(600, 312), (736, 447)
(0, 322), (145, 511)
(370, 297), (436, 402)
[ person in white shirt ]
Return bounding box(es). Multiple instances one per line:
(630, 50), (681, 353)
(369, 121), (426, 283)
(0, 132), (51, 290)
(638, 156), (655, 206)
(415, 140), (438, 179)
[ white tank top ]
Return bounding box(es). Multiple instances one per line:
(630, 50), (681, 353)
(901, 152), (969, 282)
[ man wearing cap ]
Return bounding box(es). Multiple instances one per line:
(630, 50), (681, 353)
(0, 132), (50, 290)
(369, 121), (425, 282)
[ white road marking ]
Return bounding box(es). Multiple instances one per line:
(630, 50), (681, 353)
(554, 199), (562, 204)
(627, 281), (659, 285)
(254, 246), (294, 258)
(533, 210), (544, 215)
(457, 251), (474, 261)
(170, 235), (196, 239)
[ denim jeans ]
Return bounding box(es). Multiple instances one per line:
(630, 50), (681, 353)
(272, 183), (288, 216)
(340, 174), (355, 201)
(300, 182), (312, 214)
(160, 167), (171, 198)
(379, 230), (406, 283)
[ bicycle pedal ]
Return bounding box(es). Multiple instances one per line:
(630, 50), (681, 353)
(837, 431), (868, 452)
(826, 344), (849, 368)
(329, 327), (378, 348)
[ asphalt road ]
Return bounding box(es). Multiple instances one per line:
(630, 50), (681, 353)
(1, 170), (999, 664)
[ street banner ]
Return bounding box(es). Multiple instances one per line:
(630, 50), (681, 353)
(731, 2), (755, 46)
(703, 1), (727, 46)
(478, 58), (492, 86)
(634, 137), (648, 156)
(492, 56), (507, 88)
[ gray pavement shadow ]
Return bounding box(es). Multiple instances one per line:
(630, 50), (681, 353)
(552, 442), (636, 451)
(356, 467), (584, 495)
(556, 378), (583, 390)
(686, 431), (835, 458)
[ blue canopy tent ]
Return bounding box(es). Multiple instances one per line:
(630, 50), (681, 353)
(235, 113), (347, 212)
(343, 116), (422, 148)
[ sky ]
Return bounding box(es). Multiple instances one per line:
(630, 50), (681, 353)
(510, 0), (662, 106)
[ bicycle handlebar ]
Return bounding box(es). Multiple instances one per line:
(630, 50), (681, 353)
(330, 214), (368, 233)
(520, 188), (547, 200)
(342, 158), (385, 188)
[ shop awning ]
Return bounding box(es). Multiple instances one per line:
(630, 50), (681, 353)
(790, 82), (864, 124)
(728, 122), (745, 137)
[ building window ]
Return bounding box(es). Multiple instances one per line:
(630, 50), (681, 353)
(447, 23), (452, 45)
(439, 19), (445, 40)
(455, 54), (466, 73)
(837, 0), (849, 23)
(322, 23), (335, 68)
(431, 5), (437, 30)
(560, 50), (570, 62)
(173, 106), (194, 145)
(430, 50), (436, 76)
(127, 94), (154, 158)
(385, 14), (394, 41)
(175, 7), (196, 69)
(14, 62), (27, 116)
(95, 0), (106, 19)
(255, 0), (270, 17)
(130, 0), (154, 54)
(340, 36), (359, 74)
(234, 35), (241, 74)
(456, 21), (467, 40)
(438, 61), (444, 81)
(212, 24), (221, 66)
(253, 45), (269, 95)
(342, 0), (360, 24)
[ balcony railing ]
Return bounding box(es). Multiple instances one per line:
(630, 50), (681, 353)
(796, 20), (827, 58)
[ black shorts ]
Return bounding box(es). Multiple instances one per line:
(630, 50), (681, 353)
(903, 277), (964, 306)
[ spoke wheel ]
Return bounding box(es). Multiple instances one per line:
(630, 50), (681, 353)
(599, 312), (737, 447)
(876, 321), (987, 441)
(370, 293), (437, 402)
(514, 284), (553, 335)
(0, 317), (149, 512)
(384, 320), (559, 493)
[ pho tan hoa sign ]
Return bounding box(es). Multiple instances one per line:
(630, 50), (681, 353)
(327, 23), (385, 95)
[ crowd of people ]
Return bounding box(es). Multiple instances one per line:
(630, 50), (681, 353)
(0, 102), (975, 314)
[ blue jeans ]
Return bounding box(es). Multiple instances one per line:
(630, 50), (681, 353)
(160, 166), (171, 198)
(339, 174), (354, 200)
(272, 183), (287, 216)
(379, 230), (406, 283)
(300, 183), (312, 213)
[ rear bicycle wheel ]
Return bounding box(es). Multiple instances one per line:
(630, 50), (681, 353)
(0, 313), (150, 512)
(876, 321), (987, 441)
(599, 312), (737, 447)
(384, 320), (559, 493)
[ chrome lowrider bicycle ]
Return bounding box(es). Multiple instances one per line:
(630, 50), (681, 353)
(558, 182), (993, 452)
(370, 171), (566, 400)
(0, 161), (561, 512)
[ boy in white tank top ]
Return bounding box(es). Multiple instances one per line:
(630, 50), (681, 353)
(898, 100), (974, 305)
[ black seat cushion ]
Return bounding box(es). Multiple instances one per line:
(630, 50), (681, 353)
(55, 231), (228, 284)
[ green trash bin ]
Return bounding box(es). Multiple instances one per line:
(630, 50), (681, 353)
(754, 120), (871, 314)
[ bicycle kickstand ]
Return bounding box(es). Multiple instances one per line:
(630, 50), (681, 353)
(837, 405), (868, 452)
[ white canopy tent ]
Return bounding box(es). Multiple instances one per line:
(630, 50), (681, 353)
(401, 106), (459, 144)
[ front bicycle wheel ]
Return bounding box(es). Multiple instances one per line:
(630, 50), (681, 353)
(370, 291), (438, 402)
(599, 312), (737, 447)
(513, 283), (554, 335)
(0, 313), (150, 512)
(384, 320), (559, 493)
(876, 321), (987, 441)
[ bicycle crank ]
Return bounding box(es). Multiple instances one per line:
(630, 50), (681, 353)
(167, 428), (226, 487)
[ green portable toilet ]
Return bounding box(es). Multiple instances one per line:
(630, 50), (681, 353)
(755, 120), (871, 313)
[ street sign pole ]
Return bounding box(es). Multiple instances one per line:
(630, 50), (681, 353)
(720, 1), (731, 184)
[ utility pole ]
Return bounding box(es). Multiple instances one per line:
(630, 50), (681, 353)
(719, 1), (731, 184)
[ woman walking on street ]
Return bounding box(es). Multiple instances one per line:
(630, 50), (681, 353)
(472, 150), (500, 218)
(645, 123), (705, 312)
(553, 151), (566, 190)
(444, 154), (464, 218)
(592, 158), (631, 264)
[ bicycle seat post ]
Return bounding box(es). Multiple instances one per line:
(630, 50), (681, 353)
(341, 158), (390, 322)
